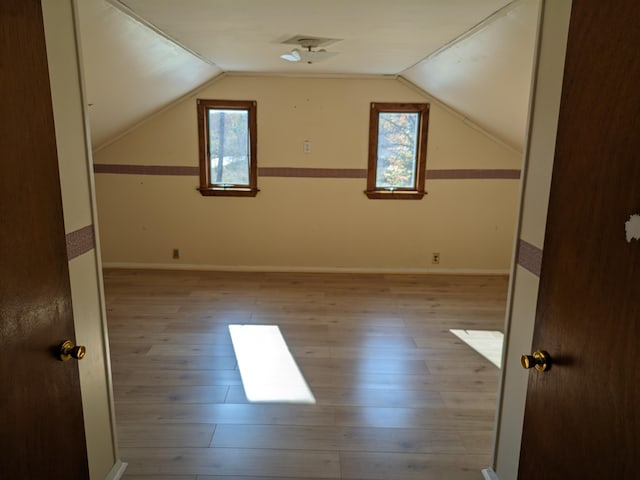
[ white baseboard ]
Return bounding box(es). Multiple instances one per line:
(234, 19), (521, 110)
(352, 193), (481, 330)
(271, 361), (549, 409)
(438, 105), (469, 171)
(102, 262), (510, 276)
(105, 459), (127, 480)
(482, 468), (500, 480)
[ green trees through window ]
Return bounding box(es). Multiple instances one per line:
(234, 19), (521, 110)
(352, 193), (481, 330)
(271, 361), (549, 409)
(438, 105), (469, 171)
(208, 109), (250, 185)
(366, 103), (429, 200)
(197, 99), (258, 197)
(376, 112), (419, 188)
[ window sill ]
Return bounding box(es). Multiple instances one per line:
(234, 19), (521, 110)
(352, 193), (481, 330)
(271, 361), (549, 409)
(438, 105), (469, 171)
(197, 187), (259, 197)
(364, 190), (427, 200)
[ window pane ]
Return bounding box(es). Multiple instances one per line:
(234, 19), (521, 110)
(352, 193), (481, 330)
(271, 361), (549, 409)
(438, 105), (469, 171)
(208, 109), (250, 186)
(375, 112), (419, 189)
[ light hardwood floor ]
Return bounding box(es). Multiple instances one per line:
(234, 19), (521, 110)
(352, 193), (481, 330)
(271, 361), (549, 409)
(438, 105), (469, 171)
(104, 270), (507, 480)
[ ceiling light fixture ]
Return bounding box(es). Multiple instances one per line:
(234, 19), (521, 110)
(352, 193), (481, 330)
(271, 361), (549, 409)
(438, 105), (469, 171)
(280, 49), (302, 62)
(280, 38), (337, 64)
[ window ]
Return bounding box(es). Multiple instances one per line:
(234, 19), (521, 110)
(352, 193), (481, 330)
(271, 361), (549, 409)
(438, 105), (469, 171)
(197, 99), (258, 197)
(365, 102), (429, 199)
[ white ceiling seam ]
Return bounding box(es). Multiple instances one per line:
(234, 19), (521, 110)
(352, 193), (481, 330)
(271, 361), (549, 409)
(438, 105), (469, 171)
(397, 76), (523, 155)
(77, 0), (222, 147)
(400, 0), (523, 74)
(105, 0), (219, 67)
(402, 0), (540, 151)
(92, 72), (229, 153)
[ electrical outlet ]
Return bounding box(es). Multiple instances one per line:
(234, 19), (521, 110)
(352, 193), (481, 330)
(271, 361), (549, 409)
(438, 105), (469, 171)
(303, 140), (311, 153)
(172, 248), (180, 259)
(432, 252), (440, 264)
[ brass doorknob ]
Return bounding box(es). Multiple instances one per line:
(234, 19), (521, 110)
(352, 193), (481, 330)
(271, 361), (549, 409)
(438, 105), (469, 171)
(521, 350), (551, 372)
(58, 340), (86, 362)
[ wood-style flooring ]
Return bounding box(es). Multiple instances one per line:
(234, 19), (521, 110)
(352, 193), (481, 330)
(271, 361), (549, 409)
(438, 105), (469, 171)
(104, 270), (507, 480)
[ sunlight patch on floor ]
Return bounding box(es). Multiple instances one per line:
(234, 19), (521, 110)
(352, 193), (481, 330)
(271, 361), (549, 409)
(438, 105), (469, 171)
(229, 324), (316, 404)
(450, 329), (504, 368)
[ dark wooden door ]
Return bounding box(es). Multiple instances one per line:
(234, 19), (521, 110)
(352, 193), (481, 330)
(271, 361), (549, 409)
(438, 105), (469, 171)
(0, 0), (89, 478)
(518, 1), (640, 478)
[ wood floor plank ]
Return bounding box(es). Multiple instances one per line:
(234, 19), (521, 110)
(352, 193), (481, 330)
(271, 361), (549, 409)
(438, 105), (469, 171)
(115, 385), (230, 404)
(196, 476), (321, 480)
(109, 344), (152, 356)
(301, 368), (498, 391)
(339, 451), (488, 480)
(461, 430), (495, 454)
(115, 403), (337, 426)
(147, 344), (236, 357)
(122, 476), (196, 480)
(118, 424), (215, 448)
(111, 355), (238, 371)
(225, 385), (444, 408)
(108, 304), (181, 315)
(163, 312), (252, 328)
(440, 391), (498, 411)
(121, 447), (340, 478)
(108, 319), (171, 333)
(332, 405), (494, 431)
(297, 356), (432, 376)
(108, 332), (233, 345)
(292, 345), (421, 360)
(425, 360), (498, 376)
(112, 369), (242, 386)
(210, 424), (466, 454)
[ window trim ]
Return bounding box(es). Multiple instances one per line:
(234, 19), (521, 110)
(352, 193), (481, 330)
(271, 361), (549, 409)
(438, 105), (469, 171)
(197, 99), (259, 197)
(365, 102), (429, 200)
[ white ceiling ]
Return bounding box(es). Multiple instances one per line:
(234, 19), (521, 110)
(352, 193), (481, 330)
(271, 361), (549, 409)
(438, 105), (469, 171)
(77, 0), (539, 151)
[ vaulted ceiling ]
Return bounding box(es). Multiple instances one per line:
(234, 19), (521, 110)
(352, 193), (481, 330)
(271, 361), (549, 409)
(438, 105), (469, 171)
(77, 0), (540, 152)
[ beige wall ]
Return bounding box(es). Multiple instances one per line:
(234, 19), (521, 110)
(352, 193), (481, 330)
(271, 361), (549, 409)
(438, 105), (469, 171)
(95, 75), (521, 272)
(42, 1), (122, 478)
(491, 1), (572, 478)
